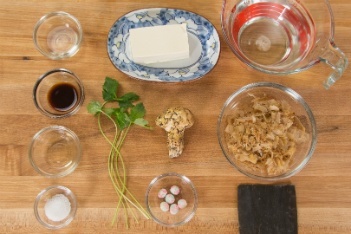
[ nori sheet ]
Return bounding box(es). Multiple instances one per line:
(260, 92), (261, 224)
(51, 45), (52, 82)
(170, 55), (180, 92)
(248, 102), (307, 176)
(238, 184), (298, 234)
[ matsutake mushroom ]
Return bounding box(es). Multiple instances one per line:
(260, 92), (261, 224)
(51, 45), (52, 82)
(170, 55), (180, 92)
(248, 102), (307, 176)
(155, 107), (194, 158)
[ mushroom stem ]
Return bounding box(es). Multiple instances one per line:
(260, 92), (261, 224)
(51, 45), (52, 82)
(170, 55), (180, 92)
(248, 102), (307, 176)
(167, 130), (185, 158)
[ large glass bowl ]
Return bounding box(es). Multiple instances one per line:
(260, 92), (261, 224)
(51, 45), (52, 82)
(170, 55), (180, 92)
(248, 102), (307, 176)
(145, 173), (198, 227)
(218, 82), (317, 181)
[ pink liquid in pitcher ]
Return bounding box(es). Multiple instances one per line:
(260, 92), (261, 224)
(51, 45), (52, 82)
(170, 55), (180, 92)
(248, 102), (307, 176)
(231, 1), (315, 69)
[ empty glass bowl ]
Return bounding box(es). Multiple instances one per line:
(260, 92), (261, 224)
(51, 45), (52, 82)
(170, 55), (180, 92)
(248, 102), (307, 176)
(145, 173), (198, 227)
(218, 82), (317, 181)
(33, 68), (85, 118)
(29, 125), (81, 178)
(34, 185), (77, 229)
(33, 11), (83, 60)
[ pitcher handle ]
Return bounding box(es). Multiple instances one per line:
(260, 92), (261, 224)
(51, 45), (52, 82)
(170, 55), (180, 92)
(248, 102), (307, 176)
(320, 41), (348, 89)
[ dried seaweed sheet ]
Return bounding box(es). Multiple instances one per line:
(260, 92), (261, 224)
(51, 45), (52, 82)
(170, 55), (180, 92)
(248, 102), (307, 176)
(238, 184), (297, 234)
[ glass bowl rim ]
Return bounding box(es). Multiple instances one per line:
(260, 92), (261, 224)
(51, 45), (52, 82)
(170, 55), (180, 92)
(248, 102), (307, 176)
(219, 0), (325, 75)
(28, 125), (81, 178)
(33, 185), (77, 230)
(145, 172), (198, 227)
(217, 82), (317, 181)
(33, 11), (83, 60)
(32, 68), (85, 119)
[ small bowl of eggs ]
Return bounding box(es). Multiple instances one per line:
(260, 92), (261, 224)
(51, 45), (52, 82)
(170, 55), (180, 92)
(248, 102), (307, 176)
(145, 173), (198, 227)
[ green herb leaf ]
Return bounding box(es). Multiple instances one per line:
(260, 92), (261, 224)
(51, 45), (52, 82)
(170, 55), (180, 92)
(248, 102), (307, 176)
(103, 107), (117, 117)
(130, 103), (146, 121)
(115, 110), (131, 130)
(87, 101), (102, 115)
(103, 77), (119, 101)
(134, 118), (151, 129)
(119, 92), (139, 103)
(118, 92), (139, 109)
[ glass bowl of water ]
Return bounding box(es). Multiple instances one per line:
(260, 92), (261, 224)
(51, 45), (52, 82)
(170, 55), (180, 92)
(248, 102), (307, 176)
(220, 0), (348, 89)
(29, 125), (81, 178)
(33, 11), (83, 60)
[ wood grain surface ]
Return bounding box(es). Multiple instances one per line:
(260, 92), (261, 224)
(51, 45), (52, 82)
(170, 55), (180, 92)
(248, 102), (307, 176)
(1, 0), (351, 233)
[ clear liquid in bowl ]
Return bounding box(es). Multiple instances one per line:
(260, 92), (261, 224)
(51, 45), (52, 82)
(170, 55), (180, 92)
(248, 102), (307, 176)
(231, 1), (315, 70)
(47, 26), (79, 55)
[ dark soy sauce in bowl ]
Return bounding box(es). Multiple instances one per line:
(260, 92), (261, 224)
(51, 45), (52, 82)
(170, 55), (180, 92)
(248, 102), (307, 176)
(48, 83), (78, 112)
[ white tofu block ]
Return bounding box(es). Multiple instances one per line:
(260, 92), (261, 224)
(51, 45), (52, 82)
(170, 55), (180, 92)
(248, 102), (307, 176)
(129, 24), (189, 64)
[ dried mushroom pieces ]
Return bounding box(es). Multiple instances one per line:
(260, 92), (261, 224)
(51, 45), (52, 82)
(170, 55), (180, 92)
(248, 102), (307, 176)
(224, 94), (309, 175)
(156, 107), (194, 158)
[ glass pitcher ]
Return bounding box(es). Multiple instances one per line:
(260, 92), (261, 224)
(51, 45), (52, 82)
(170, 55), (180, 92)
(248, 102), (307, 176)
(221, 0), (348, 89)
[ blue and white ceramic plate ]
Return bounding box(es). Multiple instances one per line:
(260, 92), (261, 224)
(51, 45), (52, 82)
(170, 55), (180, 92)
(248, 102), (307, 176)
(107, 8), (220, 82)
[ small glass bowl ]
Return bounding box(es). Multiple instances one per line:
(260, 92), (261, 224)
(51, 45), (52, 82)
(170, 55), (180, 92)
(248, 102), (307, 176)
(33, 11), (83, 60)
(145, 173), (198, 227)
(34, 185), (77, 229)
(29, 125), (81, 178)
(33, 68), (84, 118)
(218, 82), (317, 181)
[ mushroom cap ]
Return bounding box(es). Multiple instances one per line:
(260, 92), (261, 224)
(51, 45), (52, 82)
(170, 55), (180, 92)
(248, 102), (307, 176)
(155, 107), (194, 132)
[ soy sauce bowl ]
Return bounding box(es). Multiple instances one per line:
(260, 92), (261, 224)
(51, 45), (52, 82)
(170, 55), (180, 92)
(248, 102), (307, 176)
(33, 68), (84, 118)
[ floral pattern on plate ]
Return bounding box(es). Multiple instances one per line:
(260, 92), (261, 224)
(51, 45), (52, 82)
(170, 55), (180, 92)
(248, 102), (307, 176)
(107, 8), (220, 82)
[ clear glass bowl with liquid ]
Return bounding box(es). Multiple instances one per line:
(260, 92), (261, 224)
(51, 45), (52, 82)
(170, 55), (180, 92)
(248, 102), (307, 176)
(29, 125), (81, 178)
(221, 0), (348, 89)
(33, 11), (83, 60)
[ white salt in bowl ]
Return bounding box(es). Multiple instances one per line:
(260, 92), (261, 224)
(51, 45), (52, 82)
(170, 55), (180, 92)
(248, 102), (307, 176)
(34, 185), (77, 229)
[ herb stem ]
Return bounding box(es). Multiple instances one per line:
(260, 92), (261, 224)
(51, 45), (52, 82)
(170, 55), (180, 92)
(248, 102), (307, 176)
(87, 77), (152, 226)
(97, 109), (151, 222)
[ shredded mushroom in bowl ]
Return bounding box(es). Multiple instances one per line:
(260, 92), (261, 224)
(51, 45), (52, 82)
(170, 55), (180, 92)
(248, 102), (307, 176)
(224, 93), (309, 176)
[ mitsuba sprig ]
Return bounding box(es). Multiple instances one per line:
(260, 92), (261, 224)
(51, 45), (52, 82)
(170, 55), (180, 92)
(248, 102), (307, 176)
(87, 77), (151, 227)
